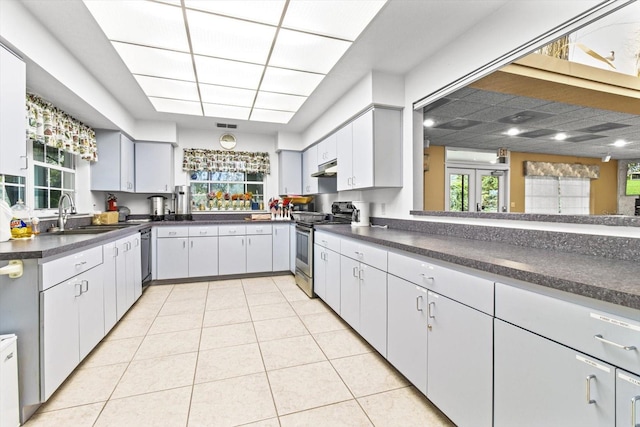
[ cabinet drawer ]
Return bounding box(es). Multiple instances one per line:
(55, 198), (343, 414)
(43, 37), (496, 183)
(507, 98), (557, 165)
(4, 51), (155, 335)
(157, 227), (188, 238)
(496, 283), (640, 375)
(246, 224), (272, 235)
(315, 231), (340, 252)
(41, 245), (103, 291)
(189, 225), (218, 237)
(218, 225), (246, 236)
(388, 251), (494, 315)
(340, 237), (387, 270)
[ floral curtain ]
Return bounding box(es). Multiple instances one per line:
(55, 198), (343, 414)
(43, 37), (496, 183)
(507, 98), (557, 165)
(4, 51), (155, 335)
(524, 161), (600, 179)
(182, 148), (270, 174)
(26, 93), (98, 162)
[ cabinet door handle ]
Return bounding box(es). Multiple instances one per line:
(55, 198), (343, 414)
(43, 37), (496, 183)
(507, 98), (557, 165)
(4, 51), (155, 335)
(352, 176), (356, 186)
(135, 238), (139, 247)
(190, 241), (193, 248)
(428, 302), (435, 319)
(585, 375), (596, 404)
(632, 395), (640, 427)
(183, 241), (186, 249)
(248, 237), (251, 245)
(82, 280), (88, 293)
(75, 283), (82, 297)
(165, 185), (168, 191)
(347, 177), (352, 186)
(352, 266), (359, 278)
(114, 247), (119, 257)
(242, 238), (245, 246)
(594, 334), (637, 351)
(416, 295), (423, 311)
(358, 266), (364, 280)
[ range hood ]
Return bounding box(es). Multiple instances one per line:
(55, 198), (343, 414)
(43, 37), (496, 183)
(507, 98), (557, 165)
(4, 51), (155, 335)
(311, 160), (337, 177)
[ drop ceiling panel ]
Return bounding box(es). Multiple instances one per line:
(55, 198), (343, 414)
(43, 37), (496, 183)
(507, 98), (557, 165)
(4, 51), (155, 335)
(150, 97), (202, 115)
(269, 29), (351, 74)
(199, 84), (256, 107)
(194, 56), (264, 89)
(134, 75), (199, 101)
(251, 109), (295, 123)
(254, 91), (307, 112)
(203, 103), (250, 120)
(497, 96), (551, 110)
(430, 100), (487, 118)
(560, 119), (611, 131)
(187, 10), (276, 63)
(458, 90), (516, 105)
(113, 43), (195, 81)
(260, 67), (324, 96)
(465, 106), (525, 122)
(183, 0), (286, 26)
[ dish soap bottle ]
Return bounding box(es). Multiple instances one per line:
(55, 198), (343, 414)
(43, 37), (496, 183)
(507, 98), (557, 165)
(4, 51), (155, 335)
(10, 200), (33, 239)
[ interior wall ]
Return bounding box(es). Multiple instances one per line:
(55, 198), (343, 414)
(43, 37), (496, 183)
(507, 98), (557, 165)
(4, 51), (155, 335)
(509, 152), (618, 215)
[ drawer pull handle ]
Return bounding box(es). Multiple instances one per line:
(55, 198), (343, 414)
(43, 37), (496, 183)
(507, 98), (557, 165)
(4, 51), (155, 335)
(353, 266), (359, 278)
(632, 395), (640, 427)
(586, 375), (596, 404)
(82, 280), (89, 293)
(322, 240), (327, 245)
(594, 334), (637, 351)
(428, 301), (436, 319)
(416, 295), (423, 311)
(420, 274), (434, 283)
(169, 232), (177, 235)
(75, 261), (87, 268)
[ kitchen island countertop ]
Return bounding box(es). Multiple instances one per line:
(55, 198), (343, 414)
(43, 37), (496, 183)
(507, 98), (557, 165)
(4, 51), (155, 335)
(316, 224), (640, 312)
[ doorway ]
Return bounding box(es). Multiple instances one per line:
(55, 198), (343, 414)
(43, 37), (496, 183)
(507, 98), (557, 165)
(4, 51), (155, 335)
(447, 168), (507, 213)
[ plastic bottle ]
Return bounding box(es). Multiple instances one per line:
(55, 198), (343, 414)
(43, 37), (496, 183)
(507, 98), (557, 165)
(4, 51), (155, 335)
(0, 200), (11, 242)
(10, 200), (33, 239)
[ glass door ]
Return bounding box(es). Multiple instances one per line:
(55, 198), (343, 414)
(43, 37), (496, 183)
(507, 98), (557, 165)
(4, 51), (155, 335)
(447, 168), (506, 212)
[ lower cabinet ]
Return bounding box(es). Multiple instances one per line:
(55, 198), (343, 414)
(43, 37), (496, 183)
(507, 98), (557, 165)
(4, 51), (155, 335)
(426, 290), (493, 427)
(247, 234), (272, 273)
(156, 236), (189, 280)
(272, 224), (290, 272)
(188, 236), (219, 277)
(115, 234), (142, 318)
(340, 255), (387, 356)
(156, 226), (219, 279)
(41, 264), (105, 400)
(494, 319), (616, 427)
(314, 244), (341, 313)
(616, 370), (640, 427)
(102, 241), (118, 333)
(219, 236), (246, 275)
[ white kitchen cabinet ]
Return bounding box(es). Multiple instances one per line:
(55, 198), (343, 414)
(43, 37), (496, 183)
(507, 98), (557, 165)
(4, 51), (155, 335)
(278, 150), (302, 195)
(135, 142), (174, 193)
(301, 145), (336, 195)
(494, 319), (616, 427)
(247, 234), (272, 273)
(336, 108), (402, 191)
(91, 130), (135, 192)
(314, 244), (341, 313)
(340, 255), (360, 329)
(157, 226), (219, 279)
(188, 236), (219, 277)
(156, 235), (189, 280)
(387, 274), (428, 395)
(41, 264), (104, 400)
(219, 236), (247, 275)
(317, 134), (337, 165)
(272, 224), (290, 271)
(115, 234), (142, 312)
(102, 242), (118, 333)
(616, 370), (640, 427)
(426, 291), (493, 427)
(289, 223), (296, 274)
(0, 46), (27, 177)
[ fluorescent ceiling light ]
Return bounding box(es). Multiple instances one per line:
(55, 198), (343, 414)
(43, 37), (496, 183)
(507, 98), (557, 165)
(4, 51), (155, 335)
(187, 10), (276, 64)
(261, 67), (324, 97)
(554, 132), (568, 141)
(612, 139), (628, 147)
(251, 109), (295, 124)
(203, 104), (251, 120)
(85, 1), (188, 52)
(113, 42), (195, 81)
(150, 98), (202, 116)
(254, 92), (307, 112)
(423, 118), (435, 127)
(199, 84), (256, 107)
(85, 0), (386, 124)
(134, 75), (199, 101)
(283, 0), (387, 40)
(506, 127), (520, 136)
(270, 29), (352, 74)
(184, 0), (286, 26)
(194, 56), (264, 89)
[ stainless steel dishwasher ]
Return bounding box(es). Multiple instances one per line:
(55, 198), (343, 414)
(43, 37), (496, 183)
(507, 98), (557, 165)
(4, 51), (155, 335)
(140, 228), (152, 283)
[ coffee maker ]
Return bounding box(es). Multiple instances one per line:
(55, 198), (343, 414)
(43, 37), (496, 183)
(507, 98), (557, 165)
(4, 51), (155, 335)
(174, 185), (192, 221)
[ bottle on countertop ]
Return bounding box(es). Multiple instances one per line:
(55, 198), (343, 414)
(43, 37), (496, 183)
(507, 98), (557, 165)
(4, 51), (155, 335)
(10, 199), (33, 239)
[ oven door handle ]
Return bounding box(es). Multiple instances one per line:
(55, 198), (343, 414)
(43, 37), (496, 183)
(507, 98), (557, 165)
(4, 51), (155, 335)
(296, 225), (313, 233)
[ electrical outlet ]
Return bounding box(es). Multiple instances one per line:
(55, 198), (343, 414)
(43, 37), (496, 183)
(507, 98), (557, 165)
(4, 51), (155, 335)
(381, 203), (386, 215)
(510, 202), (516, 208)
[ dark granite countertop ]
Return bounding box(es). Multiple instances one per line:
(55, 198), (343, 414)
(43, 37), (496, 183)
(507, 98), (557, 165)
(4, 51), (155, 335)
(0, 220), (289, 261)
(316, 224), (640, 312)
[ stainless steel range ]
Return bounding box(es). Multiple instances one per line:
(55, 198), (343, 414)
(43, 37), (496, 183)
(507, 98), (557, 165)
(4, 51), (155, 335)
(294, 202), (354, 297)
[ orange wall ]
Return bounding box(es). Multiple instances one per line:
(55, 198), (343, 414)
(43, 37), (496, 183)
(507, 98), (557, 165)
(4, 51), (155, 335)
(423, 148), (619, 214)
(509, 152), (618, 214)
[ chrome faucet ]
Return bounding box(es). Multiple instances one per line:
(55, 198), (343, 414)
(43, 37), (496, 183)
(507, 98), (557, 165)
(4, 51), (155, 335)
(58, 193), (76, 231)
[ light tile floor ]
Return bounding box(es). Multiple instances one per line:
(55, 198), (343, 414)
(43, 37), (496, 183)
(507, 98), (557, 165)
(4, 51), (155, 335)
(25, 275), (455, 427)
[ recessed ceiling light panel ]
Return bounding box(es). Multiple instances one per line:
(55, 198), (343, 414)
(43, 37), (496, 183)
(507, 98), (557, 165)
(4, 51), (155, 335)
(554, 133), (568, 141)
(194, 56), (264, 89)
(134, 75), (199, 101)
(84, 1), (189, 51)
(518, 129), (557, 138)
(184, 0), (286, 26)
(565, 134), (606, 143)
(260, 67), (324, 96)
(199, 84), (256, 107)
(150, 97), (203, 116)
(423, 118), (435, 127)
(255, 91), (307, 112)
(187, 10), (276, 64)
(203, 104), (251, 120)
(435, 119), (482, 130)
(575, 122), (632, 133)
(270, 29), (351, 74)
(497, 110), (553, 124)
(113, 42), (195, 81)
(283, 0), (387, 40)
(612, 139), (628, 147)
(506, 127), (520, 136)
(250, 109), (295, 124)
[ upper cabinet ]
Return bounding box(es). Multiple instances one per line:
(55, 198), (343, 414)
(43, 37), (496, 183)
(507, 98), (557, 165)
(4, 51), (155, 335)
(134, 142), (174, 193)
(278, 150), (302, 196)
(91, 130), (134, 192)
(0, 46), (27, 177)
(302, 145), (336, 195)
(337, 107), (402, 191)
(317, 133), (337, 166)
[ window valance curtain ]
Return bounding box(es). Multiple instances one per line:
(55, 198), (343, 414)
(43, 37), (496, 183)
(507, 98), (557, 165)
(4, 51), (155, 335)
(523, 161), (599, 179)
(26, 93), (98, 162)
(182, 148), (270, 174)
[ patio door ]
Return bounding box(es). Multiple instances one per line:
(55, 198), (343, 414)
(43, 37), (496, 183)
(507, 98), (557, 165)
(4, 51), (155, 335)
(447, 168), (506, 212)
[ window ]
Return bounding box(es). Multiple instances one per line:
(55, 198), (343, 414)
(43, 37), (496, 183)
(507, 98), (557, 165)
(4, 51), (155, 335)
(0, 175), (26, 206)
(32, 141), (76, 210)
(189, 170), (265, 211)
(525, 176), (590, 215)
